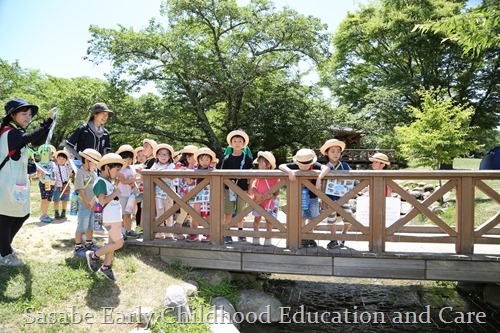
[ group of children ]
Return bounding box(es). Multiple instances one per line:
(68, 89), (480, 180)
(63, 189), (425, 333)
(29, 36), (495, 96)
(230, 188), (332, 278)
(34, 128), (391, 281)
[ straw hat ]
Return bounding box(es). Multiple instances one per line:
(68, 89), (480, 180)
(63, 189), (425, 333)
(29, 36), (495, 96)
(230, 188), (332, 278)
(48, 145), (56, 155)
(143, 138), (158, 150)
(55, 150), (69, 159)
(253, 151), (276, 169)
(116, 144), (136, 160)
(369, 152), (391, 165)
(98, 153), (127, 170)
(154, 143), (175, 158)
(79, 148), (102, 164)
(226, 130), (249, 146)
(194, 147), (217, 162)
(179, 145), (198, 155)
(320, 139), (346, 155)
(292, 149), (317, 167)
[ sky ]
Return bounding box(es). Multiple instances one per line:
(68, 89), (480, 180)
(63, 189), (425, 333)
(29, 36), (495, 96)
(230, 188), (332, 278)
(0, 0), (482, 80)
(0, 0), (373, 79)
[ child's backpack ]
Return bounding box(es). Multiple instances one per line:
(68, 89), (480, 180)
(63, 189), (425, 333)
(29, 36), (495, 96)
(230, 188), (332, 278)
(0, 126), (16, 171)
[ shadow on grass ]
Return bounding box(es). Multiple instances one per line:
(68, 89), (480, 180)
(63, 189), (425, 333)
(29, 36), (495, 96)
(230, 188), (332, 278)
(0, 264), (33, 303)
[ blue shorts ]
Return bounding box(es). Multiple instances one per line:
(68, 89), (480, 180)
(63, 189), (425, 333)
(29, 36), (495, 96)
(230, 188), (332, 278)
(302, 197), (319, 220)
(53, 185), (70, 202)
(38, 181), (54, 201)
(76, 202), (94, 233)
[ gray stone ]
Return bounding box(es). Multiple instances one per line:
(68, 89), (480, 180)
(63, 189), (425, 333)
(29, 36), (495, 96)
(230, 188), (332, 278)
(236, 289), (282, 323)
(164, 285), (190, 320)
(483, 283), (500, 309)
(211, 296), (240, 328)
(190, 269), (233, 286)
(409, 190), (423, 200)
(183, 280), (199, 297)
(423, 184), (435, 192)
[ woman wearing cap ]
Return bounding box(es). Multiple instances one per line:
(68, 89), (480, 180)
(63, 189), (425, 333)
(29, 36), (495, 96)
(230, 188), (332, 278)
(85, 153), (126, 281)
(73, 148), (102, 258)
(65, 102), (113, 160)
(369, 152), (392, 197)
(52, 150), (74, 220)
(279, 148), (329, 248)
(0, 98), (56, 266)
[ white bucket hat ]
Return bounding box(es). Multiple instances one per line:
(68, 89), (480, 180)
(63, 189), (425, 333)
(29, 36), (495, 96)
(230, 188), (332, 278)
(292, 149), (317, 167)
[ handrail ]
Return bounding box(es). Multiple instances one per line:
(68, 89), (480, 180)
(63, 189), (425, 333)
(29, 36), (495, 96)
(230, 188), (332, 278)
(140, 169), (500, 254)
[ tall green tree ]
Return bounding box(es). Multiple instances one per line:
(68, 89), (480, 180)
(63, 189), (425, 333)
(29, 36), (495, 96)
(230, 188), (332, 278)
(85, 0), (331, 156)
(321, 0), (499, 153)
(395, 89), (481, 169)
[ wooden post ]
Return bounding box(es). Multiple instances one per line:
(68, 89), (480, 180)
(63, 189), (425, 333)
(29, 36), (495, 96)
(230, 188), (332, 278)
(142, 172), (153, 241)
(287, 176), (300, 249)
(456, 177), (474, 254)
(370, 175), (386, 252)
(210, 173), (223, 245)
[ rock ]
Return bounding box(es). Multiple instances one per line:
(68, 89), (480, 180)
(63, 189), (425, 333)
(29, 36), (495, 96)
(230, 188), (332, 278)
(236, 289), (282, 323)
(423, 184), (435, 192)
(483, 283), (500, 309)
(190, 269), (233, 286)
(183, 280), (199, 297)
(409, 190), (423, 200)
(164, 285), (190, 320)
(211, 296), (240, 329)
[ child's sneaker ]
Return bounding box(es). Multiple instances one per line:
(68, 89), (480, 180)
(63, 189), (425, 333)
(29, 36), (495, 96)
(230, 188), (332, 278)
(40, 215), (52, 223)
(201, 235), (210, 242)
(60, 210), (67, 220)
(327, 240), (340, 249)
(74, 246), (86, 258)
(186, 234), (199, 242)
(85, 243), (99, 252)
(98, 266), (116, 281)
(238, 236), (247, 242)
(0, 253), (24, 266)
(224, 236), (233, 244)
(263, 238), (273, 246)
(85, 251), (99, 272)
(126, 230), (141, 238)
(54, 211), (61, 220)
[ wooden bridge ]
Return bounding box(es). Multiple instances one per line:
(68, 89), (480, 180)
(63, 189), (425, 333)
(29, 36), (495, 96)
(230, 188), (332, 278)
(126, 169), (500, 282)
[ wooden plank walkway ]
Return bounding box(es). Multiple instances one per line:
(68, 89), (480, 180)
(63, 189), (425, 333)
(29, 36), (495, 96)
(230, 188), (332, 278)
(125, 237), (500, 282)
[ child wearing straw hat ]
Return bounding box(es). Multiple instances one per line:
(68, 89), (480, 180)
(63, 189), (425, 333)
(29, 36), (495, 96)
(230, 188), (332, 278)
(320, 139), (353, 249)
(73, 148), (101, 257)
(116, 145), (141, 240)
(151, 143), (176, 239)
(279, 148), (329, 248)
(251, 151), (280, 246)
(52, 150), (74, 220)
(186, 147), (217, 242)
(369, 152), (392, 197)
(86, 153), (126, 282)
(220, 130), (253, 244)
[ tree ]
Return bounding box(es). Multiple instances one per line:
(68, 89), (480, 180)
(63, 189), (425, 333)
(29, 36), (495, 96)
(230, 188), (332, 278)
(395, 89), (482, 170)
(414, 0), (500, 56)
(321, 0), (499, 153)
(85, 0), (331, 156)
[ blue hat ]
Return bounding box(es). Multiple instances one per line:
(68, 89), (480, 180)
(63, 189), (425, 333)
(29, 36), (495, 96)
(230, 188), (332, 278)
(4, 98), (39, 120)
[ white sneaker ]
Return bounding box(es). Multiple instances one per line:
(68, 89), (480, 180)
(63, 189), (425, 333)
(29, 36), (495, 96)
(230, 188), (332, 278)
(0, 253), (25, 266)
(263, 238), (273, 246)
(252, 238), (260, 245)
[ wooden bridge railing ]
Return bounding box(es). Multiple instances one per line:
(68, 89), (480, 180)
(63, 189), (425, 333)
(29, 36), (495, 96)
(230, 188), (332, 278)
(140, 169), (500, 254)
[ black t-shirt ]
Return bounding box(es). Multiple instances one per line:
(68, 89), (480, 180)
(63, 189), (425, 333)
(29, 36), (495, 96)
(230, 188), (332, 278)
(284, 162), (324, 198)
(220, 153), (253, 190)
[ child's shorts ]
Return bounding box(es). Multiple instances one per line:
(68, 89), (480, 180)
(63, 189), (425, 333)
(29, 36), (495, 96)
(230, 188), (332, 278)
(53, 184), (70, 202)
(76, 202), (94, 233)
(38, 181), (54, 201)
(302, 197), (319, 220)
(224, 189), (246, 215)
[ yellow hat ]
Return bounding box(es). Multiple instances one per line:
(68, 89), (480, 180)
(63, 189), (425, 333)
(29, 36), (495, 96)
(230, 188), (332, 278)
(253, 151), (276, 169)
(369, 152), (391, 165)
(48, 145), (56, 155)
(320, 139), (346, 155)
(97, 153), (127, 170)
(154, 143), (175, 158)
(79, 148), (102, 164)
(55, 150), (69, 159)
(116, 144), (136, 160)
(179, 145), (198, 155)
(292, 149), (317, 167)
(194, 147), (216, 162)
(143, 138), (158, 150)
(226, 130), (249, 146)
